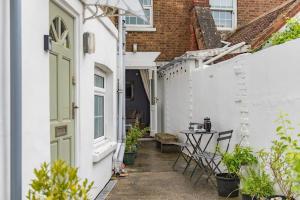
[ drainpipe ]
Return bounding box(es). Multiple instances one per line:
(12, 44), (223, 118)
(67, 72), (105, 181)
(10, 0), (22, 199)
(114, 10), (126, 173)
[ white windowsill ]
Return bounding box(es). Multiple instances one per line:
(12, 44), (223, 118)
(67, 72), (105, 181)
(217, 27), (235, 32)
(93, 139), (117, 163)
(126, 26), (157, 32)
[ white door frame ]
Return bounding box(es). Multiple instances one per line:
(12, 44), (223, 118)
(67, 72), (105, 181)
(149, 68), (158, 136)
(125, 66), (158, 135)
(125, 51), (160, 136)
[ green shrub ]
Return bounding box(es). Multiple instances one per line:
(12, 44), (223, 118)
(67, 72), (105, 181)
(293, 153), (300, 193)
(125, 124), (149, 153)
(260, 113), (300, 199)
(222, 145), (257, 176)
(27, 160), (94, 200)
(270, 19), (300, 45)
(241, 166), (274, 199)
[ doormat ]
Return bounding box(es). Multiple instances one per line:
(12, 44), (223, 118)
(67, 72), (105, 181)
(95, 180), (117, 200)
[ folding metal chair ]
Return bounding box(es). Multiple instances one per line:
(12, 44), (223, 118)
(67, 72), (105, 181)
(172, 122), (202, 169)
(191, 130), (233, 185)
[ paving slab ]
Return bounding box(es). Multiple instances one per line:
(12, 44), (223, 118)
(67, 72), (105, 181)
(107, 141), (240, 200)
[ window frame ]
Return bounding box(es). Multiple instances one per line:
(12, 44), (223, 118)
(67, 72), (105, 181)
(210, 0), (237, 31)
(94, 68), (106, 144)
(125, 0), (154, 30)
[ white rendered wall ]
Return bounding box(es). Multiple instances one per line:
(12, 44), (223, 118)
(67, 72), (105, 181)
(160, 38), (300, 152)
(0, 0), (118, 199)
(0, 0), (10, 199)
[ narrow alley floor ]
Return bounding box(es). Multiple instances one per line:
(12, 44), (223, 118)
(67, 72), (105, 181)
(107, 141), (239, 200)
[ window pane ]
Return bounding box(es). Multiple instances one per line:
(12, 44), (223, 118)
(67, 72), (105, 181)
(125, 16), (130, 24)
(126, 2), (152, 25)
(143, 0), (151, 6)
(144, 9), (150, 24)
(94, 95), (104, 139)
(210, 0), (233, 8)
(130, 17), (137, 24)
(137, 17), (145, 25)
(211, 10), (233, 28)
(94, 74), (104, 88)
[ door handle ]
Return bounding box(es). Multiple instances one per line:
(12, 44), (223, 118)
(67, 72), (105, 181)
(72, 102), (79, 119)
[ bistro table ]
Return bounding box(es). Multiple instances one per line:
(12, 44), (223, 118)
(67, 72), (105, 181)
(179, 129), (218, 174)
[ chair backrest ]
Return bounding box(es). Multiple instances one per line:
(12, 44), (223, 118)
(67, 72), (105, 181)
(216, 130), (233, 153)
(188, 122), (203, 130)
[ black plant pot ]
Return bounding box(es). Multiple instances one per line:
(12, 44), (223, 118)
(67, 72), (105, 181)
(216, 173), (240, 198)
(123, 152), (137, 165)
(242, 194), (258, 200)
(267, 195), (295, 200)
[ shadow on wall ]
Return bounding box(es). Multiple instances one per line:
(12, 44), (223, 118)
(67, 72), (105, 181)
(126, 70), (150, 127)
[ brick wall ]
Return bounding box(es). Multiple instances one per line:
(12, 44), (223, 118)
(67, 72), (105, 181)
(237, 0), (288, 26)
(126, 0), (288, 62)
(126, 0), (210, 61)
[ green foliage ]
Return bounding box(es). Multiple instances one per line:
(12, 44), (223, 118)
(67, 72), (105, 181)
(221, 145), (257, 176)
(270, 19), (300, 46)
(27, 160), (94, 200)
(289, 152), (300, 196)
(259, 112), (300, 199)
(240, 166), (274, 199)
(125, 124), (149, 153)
(293, 153), (300, 193)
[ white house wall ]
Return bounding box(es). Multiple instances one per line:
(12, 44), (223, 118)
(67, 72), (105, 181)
(160, 38), (300, 152)
(0, 0), (10, 199)
(0, 0), (118, 199)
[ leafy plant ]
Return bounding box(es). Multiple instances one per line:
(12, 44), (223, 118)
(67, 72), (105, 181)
(270, 19), (300, 46)
(259, 112), (300, 200)
(240, 166), (274, 199)
(292, 153), (300, 193)
(221, 145), (257, 176)
(27, 160), (94, 200)
(125, 124), (149, 153)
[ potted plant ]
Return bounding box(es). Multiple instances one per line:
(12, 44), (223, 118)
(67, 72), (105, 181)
(240, 166), (274, 200)
(123, 124), (149, 165)
(27, 160), (94, 200)
(217, 145), (257, 198)
(260, 113), (300, 200)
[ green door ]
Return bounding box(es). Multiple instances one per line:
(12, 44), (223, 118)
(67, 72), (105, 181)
(49, 1), (75, 165)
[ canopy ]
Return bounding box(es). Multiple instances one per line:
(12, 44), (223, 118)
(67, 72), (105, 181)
(83, 0), (148, 22)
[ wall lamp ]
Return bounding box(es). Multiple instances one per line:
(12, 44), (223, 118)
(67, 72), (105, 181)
(44, 35), (52, 52)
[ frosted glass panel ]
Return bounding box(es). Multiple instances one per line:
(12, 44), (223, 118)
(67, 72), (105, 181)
(94, 74), (104, 88)
(94, 95), (104, 139)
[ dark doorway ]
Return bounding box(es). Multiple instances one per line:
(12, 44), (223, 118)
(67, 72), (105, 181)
(125, 70), (150, 129)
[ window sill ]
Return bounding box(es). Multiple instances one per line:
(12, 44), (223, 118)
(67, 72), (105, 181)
(217, 27), (236, 32)
(126, 26), (157, 32)
(93, 140), (117, 163)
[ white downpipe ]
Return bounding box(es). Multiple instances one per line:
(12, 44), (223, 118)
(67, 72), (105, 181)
(114, 10), (126, 173)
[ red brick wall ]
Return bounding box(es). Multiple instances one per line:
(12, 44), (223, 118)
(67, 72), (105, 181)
(237, 0), (287, 26)
(126, 0), (207, 61)
(126, 0), (288, 61)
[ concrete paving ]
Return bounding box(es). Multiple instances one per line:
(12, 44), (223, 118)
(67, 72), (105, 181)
(107, 141), (240, 200)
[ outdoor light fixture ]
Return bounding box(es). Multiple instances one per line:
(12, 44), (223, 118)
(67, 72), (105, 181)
(44, 35), (52, 52)
(83, 32), (96, 54)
